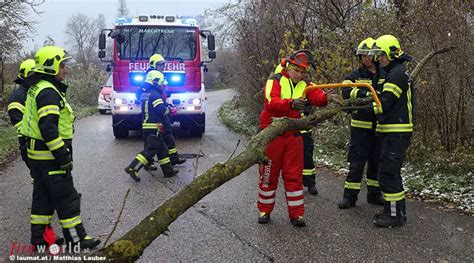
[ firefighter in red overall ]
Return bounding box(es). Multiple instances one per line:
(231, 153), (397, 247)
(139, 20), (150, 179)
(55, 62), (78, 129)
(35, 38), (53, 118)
(257, 50), (327, 227)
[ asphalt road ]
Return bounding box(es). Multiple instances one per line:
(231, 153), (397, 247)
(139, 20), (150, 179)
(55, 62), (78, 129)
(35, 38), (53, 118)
(0, 89), (472, 261)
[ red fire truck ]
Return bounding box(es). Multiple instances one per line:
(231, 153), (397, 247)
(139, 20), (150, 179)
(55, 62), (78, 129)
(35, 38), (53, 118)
(98, 15), (216, 138)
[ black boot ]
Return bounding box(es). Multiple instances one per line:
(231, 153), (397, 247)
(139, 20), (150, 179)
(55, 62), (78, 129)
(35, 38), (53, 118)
(307, 185), (318, 195)
(79, 236), (101, 249)
(170, 154), (186, 165)
(367, 187), (384, 205)
(125, 158), (143, 182)
(258, 212), (270, 224)
(161, 164), (179, 178)
(367, 192), (384, 205)
(374, 200), (407, 228)
(338, 197), (356, 209)
(144, 164), (158, 171)
(290, 216), (306, 227)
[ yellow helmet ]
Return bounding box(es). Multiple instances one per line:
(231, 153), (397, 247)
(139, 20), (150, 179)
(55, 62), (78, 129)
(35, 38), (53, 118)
(33, 46), (72, 75)
(149, 54), (166, 69)
(145, 70), (165, 85)
(18, 59), (36, 79)
(356, 37), (376, 55)
(369, 35), (404, 61)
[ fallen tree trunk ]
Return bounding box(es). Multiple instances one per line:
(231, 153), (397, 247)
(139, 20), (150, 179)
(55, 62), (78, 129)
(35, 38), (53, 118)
(92, 47), (453, 261)
(92, 105), (352, 261)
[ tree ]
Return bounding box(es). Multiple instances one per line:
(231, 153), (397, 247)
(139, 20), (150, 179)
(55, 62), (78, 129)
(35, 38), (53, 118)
(65, 13), (105, 68)
(116, 0), (129, 17)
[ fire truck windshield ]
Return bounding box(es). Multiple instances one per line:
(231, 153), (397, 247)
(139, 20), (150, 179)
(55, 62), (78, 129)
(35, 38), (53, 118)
(117, 26), (197, 61)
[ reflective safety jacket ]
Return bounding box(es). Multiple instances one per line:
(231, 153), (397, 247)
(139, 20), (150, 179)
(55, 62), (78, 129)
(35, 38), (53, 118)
(371, 60), (414, 134)
(342, 65), (385, 130)
(20, 77), (74, 165)
(7, 78), (28, 135)
(259, 69), (327, 134)
(140, 82), (168, 132)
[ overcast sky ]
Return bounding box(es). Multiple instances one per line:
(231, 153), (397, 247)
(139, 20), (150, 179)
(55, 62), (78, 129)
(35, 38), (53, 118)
(24, 0), (231, 52)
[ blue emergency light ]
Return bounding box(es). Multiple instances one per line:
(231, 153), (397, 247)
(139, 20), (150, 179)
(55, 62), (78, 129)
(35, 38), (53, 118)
(129, 72), (146, 86)
(164, 72), (185, 86)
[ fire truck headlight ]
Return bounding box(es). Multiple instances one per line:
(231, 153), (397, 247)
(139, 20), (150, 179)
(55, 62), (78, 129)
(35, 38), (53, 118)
(192, 98), (201, 105)
(115, 98), (124, 105)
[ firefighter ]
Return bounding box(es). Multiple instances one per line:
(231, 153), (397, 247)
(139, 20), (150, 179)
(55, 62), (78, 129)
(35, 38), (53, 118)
(257, 50), (327, 227)
(136, 54), (186, 169)
(125, 70), (179, 181)
(367, 34), (414, 227)
(273, 63), (319, 195)
(7, 59), (36, 171)
(20, 46), (100, 249)
(338, 37), (386, 209)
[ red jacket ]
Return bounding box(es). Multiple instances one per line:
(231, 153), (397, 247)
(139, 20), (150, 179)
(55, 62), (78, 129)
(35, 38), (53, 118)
(259, 70), (327, 131)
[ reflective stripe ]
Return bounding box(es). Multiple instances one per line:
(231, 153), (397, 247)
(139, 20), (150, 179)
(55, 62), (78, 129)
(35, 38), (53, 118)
(288, 199), (304, 206)
(345, 181), (361, 190)
(45, 137), (64, 151)
(48, 170), (66, 176)
(366, 179), (379, 187)
(376, 123), (413, 133)
(355, 79), (372, 84)
(259, 189), (275, 197)
(168, 148), (177, 154)
(351, 119), (373, 129)
(264, 79), (274, 103)
(300, 129), (310, 134)
(390, 201), (397, 217)
(27, 149), (55, 160)
(383, 83), (403, 98)
(60, 215), (82, 229)
(37, 105), (60, 119)
(14, 121), (22, 131)
(158, 157), (170, 165)
(136, 154), (148, 165)
(378, 78), (385, 84)
(69, 228), (80, 243)
(286, 190), (303, 197)
(350, 88), (359, 99)
(142, 123), (160, 129)
(152, 98), (164, 107)
(31, 214), (53, 225)
(302, 168), (315, 176)
(407, 85), (413, 125)
(258, 198), (275, 204)
(384, 192), (405, 202)
(8, 102), (25, 113)
(373, 102), (383, 115)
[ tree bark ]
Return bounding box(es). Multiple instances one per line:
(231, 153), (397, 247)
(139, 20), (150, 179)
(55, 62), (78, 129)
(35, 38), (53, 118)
(91, 48), (452, 261)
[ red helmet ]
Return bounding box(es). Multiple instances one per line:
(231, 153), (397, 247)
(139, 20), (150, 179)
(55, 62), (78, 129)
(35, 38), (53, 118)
(280, 50), (316, 71)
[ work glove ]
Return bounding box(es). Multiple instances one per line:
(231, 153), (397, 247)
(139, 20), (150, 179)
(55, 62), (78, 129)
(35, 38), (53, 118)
(53, 146), (73, 172)
(291, 99), (306, 111)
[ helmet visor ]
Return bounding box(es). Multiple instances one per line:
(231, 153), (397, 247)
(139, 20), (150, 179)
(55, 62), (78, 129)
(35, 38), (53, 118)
(356, 49), (370, 55)
(368, 48), (385, 56)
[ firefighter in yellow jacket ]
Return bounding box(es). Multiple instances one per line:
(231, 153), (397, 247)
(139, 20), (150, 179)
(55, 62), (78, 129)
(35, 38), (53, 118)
(368, 35), (414, 228)
(20, 46), (100, 248)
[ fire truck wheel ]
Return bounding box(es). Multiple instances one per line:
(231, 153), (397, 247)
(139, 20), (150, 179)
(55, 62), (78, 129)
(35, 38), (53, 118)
(113, 126), (129, 139)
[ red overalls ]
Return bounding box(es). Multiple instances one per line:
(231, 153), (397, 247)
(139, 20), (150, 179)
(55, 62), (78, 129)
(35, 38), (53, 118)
(258, 70), (327, 219)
